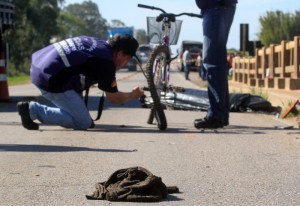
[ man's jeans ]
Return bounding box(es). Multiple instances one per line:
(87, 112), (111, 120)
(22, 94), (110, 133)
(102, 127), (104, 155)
(29, 89), (92, 130)
(201, 5), (236, 122)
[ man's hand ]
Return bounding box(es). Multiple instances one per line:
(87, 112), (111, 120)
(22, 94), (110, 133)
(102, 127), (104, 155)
(106, 86), (144, 104)
(131, 87), (144, 99)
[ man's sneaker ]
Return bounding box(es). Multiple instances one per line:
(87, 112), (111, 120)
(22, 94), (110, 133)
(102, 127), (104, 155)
(195, 118), (229, 127)
(194, 117), (228, 129)
(17, 102), (39, 130)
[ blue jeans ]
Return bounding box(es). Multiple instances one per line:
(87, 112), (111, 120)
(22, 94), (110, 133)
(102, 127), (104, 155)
(200, 5), (236, 122)
(29, 89), (92, 130)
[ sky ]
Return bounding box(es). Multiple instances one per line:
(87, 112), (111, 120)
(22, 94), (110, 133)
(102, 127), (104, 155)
(64, 0), (300, 52)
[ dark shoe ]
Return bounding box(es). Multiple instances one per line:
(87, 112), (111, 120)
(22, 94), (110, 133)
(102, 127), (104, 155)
(17, 102), (39, 130)
(195, 118), (229, 126)
(194, 117), (227, 129)
(224, 119), (229, 126)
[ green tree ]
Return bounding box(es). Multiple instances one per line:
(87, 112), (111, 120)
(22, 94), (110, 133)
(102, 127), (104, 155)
(4, 0), (140, 76)
(4, 0), (62, 75)
(62, 0), (107, 38)
(291, 11), (300, 38)
(109, 19), (125, 27)
(259, 10), (300, 46)
(135, 29), (148, 44)
(56, 11), (86, 40)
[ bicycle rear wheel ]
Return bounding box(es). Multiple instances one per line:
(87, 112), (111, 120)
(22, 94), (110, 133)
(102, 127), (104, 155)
(146, 45), (170, 130)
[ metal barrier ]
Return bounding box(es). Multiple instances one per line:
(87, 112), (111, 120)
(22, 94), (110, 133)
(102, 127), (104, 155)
(232, 36), (300, 90)
(0, 0), (14, 101)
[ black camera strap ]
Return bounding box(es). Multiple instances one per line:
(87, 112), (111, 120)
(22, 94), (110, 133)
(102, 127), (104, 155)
(84, 87), (105, 121)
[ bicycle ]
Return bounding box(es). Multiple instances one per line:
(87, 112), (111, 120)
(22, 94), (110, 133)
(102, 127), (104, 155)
(137, 4), (202, 130)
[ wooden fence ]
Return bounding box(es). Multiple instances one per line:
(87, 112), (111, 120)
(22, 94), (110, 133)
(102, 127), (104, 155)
(232, 36), (300, 90)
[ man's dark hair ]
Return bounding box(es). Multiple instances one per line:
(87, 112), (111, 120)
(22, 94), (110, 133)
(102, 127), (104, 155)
(109, 34), (139, 56)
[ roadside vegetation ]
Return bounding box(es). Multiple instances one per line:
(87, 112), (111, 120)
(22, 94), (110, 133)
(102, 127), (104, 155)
(7, 75), (31, 86)
(5, 0), (149, 78)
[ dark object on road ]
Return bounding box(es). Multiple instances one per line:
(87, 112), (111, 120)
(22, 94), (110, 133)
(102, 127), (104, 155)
(141, 88), (280, 114)
(229, 93), (280, 113)
(86, 166), (179, 202)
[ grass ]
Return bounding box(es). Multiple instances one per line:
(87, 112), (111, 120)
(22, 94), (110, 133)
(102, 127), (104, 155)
(249, 87), (269, 100)
(7, 75), (31, 86)
(230, 86), (269, 101)
(248, 88), (300, 118)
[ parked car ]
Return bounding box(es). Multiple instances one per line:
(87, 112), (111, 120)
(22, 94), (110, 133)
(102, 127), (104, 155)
(125, 57), (138, 71)
(137, 44), (153, 64)
(177, 40), (203, 72)
(138, 52), (149, 64)
(122, 44), (153, 71)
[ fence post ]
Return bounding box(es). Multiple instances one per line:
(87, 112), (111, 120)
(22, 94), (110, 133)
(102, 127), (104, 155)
(261, 47), (266, 79)
(254, 48), (259, 79)
(293, 36), (300, 78)
(234, 36), (300, 90)
(268, 44), (275, 78)
(280, 40), (287, 78)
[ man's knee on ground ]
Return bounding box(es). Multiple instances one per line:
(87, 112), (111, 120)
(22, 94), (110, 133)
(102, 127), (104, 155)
(73, 118), (93, 130)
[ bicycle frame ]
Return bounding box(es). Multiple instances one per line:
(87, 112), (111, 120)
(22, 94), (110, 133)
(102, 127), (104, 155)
(151, 16), (173, 96)
(138, 3), (201, 90)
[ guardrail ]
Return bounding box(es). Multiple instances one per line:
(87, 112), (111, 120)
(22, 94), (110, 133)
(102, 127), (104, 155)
(232, 36), (300, 90)
(0, 0), (14, 101)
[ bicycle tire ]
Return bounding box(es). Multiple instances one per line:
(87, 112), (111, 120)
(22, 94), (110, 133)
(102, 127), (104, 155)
(146, 45), (169, 130)
(147, 108), (155, 124)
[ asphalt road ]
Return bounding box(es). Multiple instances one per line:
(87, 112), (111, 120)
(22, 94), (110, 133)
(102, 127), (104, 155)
(1, 70), (300, 206)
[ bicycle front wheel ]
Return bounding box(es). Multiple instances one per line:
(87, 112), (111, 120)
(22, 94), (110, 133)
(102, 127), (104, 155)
(146, 45), (170, 130)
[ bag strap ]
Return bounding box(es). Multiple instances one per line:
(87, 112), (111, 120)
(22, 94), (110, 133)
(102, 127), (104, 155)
(84, 87), (105, 121)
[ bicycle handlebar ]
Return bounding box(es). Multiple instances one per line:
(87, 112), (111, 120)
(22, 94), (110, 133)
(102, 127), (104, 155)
(137, 4), (166, 13)
(180, 12), (202, 18)
(177, 12), (202, 18)
(137, 3), (202, 18)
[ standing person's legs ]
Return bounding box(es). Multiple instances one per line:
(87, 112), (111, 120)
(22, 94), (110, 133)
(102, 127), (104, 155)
(184, 64), (189, 80)
(222, 6), (236, 122)
(30, 89), (92, 130)
(194, 6), (235, 128)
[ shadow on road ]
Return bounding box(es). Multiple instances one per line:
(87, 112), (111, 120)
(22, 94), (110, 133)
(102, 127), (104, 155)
(191, 124), (299, 135)
(89, 124), (201, 134)
(0, 95), (144, 113)
(164, 194), (184, 202)
(0, 144), (137, 153)
(1, 121), (297, 135)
